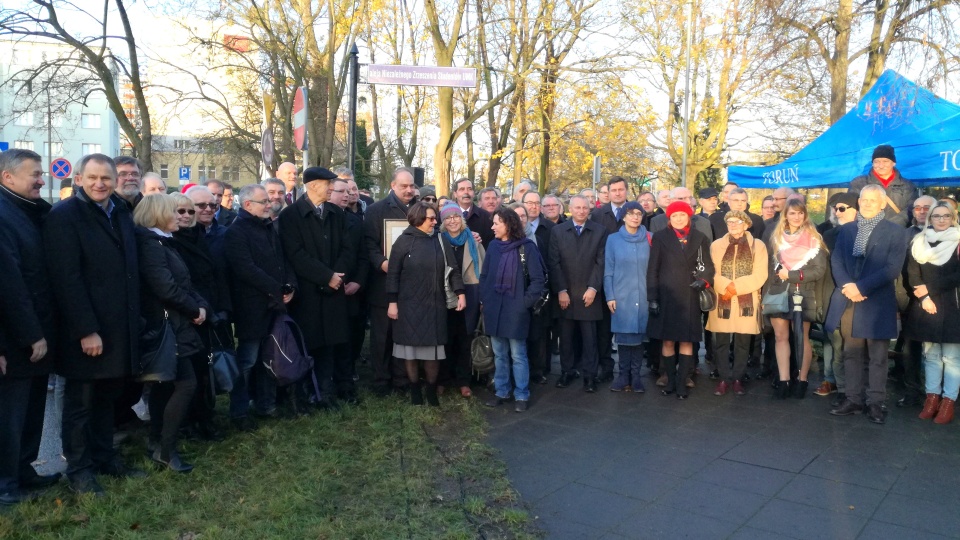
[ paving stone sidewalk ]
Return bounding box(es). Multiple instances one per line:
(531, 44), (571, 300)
(483, 362), (960, 539)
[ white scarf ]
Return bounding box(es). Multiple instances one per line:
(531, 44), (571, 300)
(911, 226), (960, 266)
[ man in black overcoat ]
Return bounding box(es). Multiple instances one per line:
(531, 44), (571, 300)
(332, 177), (369, 384)
(549, 195), (608, 392)
(279, 167), (358, 406)
(44, 154), (144, 495)
(590, 176), (631, 381)
(453, 177), (494, 247)
(0, 150), (60, 506)
(364, 168), (418, 395)
(709, 188), (764, 240)
(521, 191), (555, 383)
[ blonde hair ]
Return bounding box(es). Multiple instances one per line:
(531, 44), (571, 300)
(723, 210), (752, 229)
(769, 198), (827, 252)
(133, 193), (177, 229)
(170, 192), (197, 228)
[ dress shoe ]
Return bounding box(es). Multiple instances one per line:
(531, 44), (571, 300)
(756, 367), (772, 380)
(372, 385), (392, 397)
(0, 490), (38, 507)
(98, 459), (147, 479)
(733, 380), (746, 396)
(410, 383), (424, 406)
(514, 400), (528, 413)
(830, 400), (864, 416)
(556, 372), (576, 388)
(251, 407), (278, 419)
(19, 472), (62, 491)
(685, 378), (695, 389)
(424, 384), (441, 407)
(830, 392), (847, 408)
(69, 474), (105, 497)
(866, 403), (885, 424)
(596, 369), (614, 383)
(484, 396), (508, 407)
(709, 369), (720, 380)
(742, 372), (751, 382)
(655, 374), (668, 387)
(813, 381), (837, 396)
(152, 450), (194, 473)
(534, 375), (548, 385)
(584, 379), (597, 393)
(897, 394), (924, 408)
(934, 397), (955, 424)
(713, 380), (729, 396)
(232, 416), (257, 432)
(919, 393), (941, 420)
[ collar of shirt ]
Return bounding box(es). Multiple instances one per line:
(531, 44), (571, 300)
(530, 216), (540, 230)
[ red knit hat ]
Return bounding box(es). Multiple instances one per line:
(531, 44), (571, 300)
(666, 201), (694, 218)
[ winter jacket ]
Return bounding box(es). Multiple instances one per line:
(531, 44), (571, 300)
(603, 225), (651, 337)
(479, 239), (545, 340)
(706, 232), (768, 335)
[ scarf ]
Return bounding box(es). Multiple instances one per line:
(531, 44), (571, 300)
(493, 239), (525, 297)
(719, 234), (754, 318)
(911, 226), (960, 266)
(672, 225), (690, 249)
(853, 212), (884, 257)
(443, 227), (481, 279)
(777, 228), (819, 270)
(872, 169), (896, 189)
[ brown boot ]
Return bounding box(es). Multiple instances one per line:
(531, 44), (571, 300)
(919, 393), (941, 420)
(934, 397), (955, 425)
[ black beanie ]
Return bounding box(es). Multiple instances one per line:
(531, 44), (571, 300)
(872, 144), (896, 162)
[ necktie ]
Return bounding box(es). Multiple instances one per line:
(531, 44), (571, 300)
(463, 210), (469, 220)
(614, 206), (621, 220)
(575, 225), (582, 236)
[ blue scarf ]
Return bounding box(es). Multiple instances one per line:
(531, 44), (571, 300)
(443, 227), (481, 278)
(493, 239), (525, 296)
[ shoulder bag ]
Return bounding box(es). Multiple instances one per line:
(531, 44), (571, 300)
(520, 244), (549, 315)
(696, 245), (717, 312)
(138, 310), (178, 382)
(470, 318), (495, 374)
(208, 325), (239, 394)
(438, 236), (459, 309)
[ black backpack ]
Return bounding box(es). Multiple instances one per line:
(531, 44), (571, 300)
(261, 314), (321, 399)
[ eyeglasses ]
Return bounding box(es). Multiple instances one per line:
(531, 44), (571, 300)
(625, 211), (643, 218)
(725, 219), (744, 225)
(331, 189), (346, 194)
(542, 203), (559, 208)
(248, 199), (269, 206)
(930, 214), (953, 221)
(195, 202), (219, 210)
(444, 214), (461, 221)
(426, 216), (438, 222)
(422, 197), (437, 203)
(176, 208), (196, 215)
(118, 171), (141, 179)
(914, 205), (931, 211)
(834, 205), (850, 213)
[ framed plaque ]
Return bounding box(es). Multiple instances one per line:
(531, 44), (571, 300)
(383, 219), (407, 259)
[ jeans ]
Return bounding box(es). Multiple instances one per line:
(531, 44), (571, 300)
(230, 339), (276, 418)
(491, 337), (530, 401)
(923, 342), (960, 401)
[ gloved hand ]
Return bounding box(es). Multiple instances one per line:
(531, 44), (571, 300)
(689, 278), (708, 290)
(648, 301), (660, 316)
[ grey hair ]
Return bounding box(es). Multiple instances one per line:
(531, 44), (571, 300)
(569, 195), (589, 206)
(261, 178), (286, 192)
(185, 185), (212, 197)
(0, 148), (42, 173)
(238, 184), (267, 205)
(859, 184), (886, 198)
(728, 188), (749, 201)
(331, 166), (354, 180)
(478, 186), (501, 199)
(391, 167), (414, 184)
(78, 154), (117, 177)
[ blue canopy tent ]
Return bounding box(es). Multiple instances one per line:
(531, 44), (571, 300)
(727, 70), (960, 188)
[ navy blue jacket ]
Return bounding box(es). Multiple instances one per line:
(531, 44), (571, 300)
(479, 238), (546, 340)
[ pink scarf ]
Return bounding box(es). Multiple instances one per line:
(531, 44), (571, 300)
(777, 229), (819, 270)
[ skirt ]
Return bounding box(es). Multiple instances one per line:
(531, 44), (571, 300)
(393, 344), (446, 361)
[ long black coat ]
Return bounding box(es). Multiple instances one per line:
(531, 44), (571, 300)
(136, 228), (209, 357)
(170, 225), (232, 316)
(225, 209), (295, 340)
(646, 228), (714, 342)
(364, 191), (413, 308)
(904, 240), (960, 344)
(0, 187), (55, 378)
(44, 190), (140, 380)
(344, 210), (369, 317)
(278, 197), (357, 349)
(548, 219), (607, 321)
(386, 227), (464, 347)
(463, 205), (494, 248)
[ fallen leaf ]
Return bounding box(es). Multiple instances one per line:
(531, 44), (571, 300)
(130, 523), (140, 530)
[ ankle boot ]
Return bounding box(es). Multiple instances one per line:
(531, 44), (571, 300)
(775, 380), (790, 400)
(424, 383), (440, 407)
(934, 397), (955, 424)
(661, 355), (677, 395)
(793, 380), (808, 399)
(676, 355), (694, 399)
(919, 393), (941, 420)
(410, 383), (424, 406)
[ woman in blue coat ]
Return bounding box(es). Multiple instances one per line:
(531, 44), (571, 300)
(480, 208), (546, 412)
(603, 202), (650, 393)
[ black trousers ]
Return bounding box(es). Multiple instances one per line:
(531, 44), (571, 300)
(443, 309), (472, 387)
(369, 305), (407, 388)
(902, 339), (924, 400)
(62, 377), (125, 478)
(713, 333), (751, 383)
(839, 305), (891, 406)
(188, 353), (215, 426)
(560, 319), (598, 378)
(0, 375), (47, 492)
(527, 311), (551, 379)
(597, 303), (614, 375)
(311, 343), (355, 399)
(148, 355), (197, 457)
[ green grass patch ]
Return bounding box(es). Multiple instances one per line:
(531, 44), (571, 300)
(0, 393), (542, 539)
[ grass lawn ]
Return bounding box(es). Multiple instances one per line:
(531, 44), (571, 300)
(0, 393), (541, 539)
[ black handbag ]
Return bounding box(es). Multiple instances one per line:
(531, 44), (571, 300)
(137, 310), (177, 383)
(208, 327), (239, 394)
(438, 236), (459, 309)
(520, 245), (549, 315)
(696, 246), (717, 312)
(470, 318), (495, 374)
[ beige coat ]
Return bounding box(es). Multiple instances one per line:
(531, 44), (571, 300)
(706, 232), (768, 335)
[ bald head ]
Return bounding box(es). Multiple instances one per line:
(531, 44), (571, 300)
(276, 162), (298, 193)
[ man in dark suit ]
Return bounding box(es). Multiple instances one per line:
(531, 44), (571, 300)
(0, 149), (60, 506)
(453, 178), (494, 247)
(549, 195), (607, 392)
(522, 191), (555, 383)
(364, 168), (419, 395)
(826, 185), (908, 424)
(44, 154), (145, 495)
(278, 167), (358, 407)
(331, 177), (369, 384)
(709, 188), (764, 240)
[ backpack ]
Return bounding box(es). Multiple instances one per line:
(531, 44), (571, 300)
(261, 314), (321, 399)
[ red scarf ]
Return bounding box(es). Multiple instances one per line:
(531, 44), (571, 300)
(672, 225), (690, 246)
(872, 169), (896, 189)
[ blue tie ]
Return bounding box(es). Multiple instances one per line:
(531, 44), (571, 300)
(575, 225), (583, 236)
(614, 206), (621, 220)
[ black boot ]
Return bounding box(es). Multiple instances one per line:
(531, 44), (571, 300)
(793, 380), (808, 399)
(410, 383), (424, 406)
(424, 383), (440, 407)
(677, 354), (694, 400)
(775, 380), (790, 399)
(661, 355), (677, 396)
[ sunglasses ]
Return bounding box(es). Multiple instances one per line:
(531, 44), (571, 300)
(834, 205), (850, 213)
(177, 208), (196, 215)
(422, 197), (437, 203)
(426, 216), (438, 222)
(195, 202), (219, 210)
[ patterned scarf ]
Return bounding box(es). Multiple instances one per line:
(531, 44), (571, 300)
(853, 212), (884, 257)
(718, 234), (754, 318)
(672, 225), (690, 249)
(777, 228), (819, 270)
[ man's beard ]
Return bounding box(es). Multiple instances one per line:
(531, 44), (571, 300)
(118, 183), (140, 198)
(269, 201), (283, 217)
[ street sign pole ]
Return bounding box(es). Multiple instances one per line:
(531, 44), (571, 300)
(347, 43), (359, 172)
(592, 154), (601, 193)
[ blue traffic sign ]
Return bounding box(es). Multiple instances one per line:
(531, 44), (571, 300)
(179, 166), (190, 181)
(0, 142), (8, 151)
(50, 158), (72, 179)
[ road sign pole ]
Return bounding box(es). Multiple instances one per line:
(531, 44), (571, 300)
(347, 43), (359, 172)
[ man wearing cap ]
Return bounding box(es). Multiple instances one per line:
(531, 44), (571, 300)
(697, 187), (719, 217)
(278, 167), (358, 407)
(848, 144), (917, 227)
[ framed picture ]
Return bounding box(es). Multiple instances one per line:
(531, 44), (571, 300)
(383, 219), (407, 259)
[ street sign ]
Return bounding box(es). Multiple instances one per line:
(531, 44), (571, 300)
(261, 128), (275, 166)
(179, 166), (190, 181)
(367, 65), (478, 88)
(0, 142), (9, 151)
(50, 157), (72, 179)
(292, 86), (308, 151)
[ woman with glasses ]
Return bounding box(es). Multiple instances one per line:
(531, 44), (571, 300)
(439, 203), (486, 397)
(706, 210), (768, 396)
(766, 198), (829, 399)
(387, 202), (466, 406)
(905, 202), (960, 424)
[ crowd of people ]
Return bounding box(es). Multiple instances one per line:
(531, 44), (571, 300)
(1, 143), (957, 508)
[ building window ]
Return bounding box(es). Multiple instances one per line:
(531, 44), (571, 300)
(81, 113), (101, 129)
(14, 112), (34, 126)
(207, 167), (217, 180)
(50, 116), (63, 127)
(174, 139), (189, 149)
(223, 166), (239, 182)
(197, 165), (206, 181)
(160, 164), (168, 180)
(81, 143), (102, 154)
(13, 140), (35, 151)
(43, 142), (64, 156)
